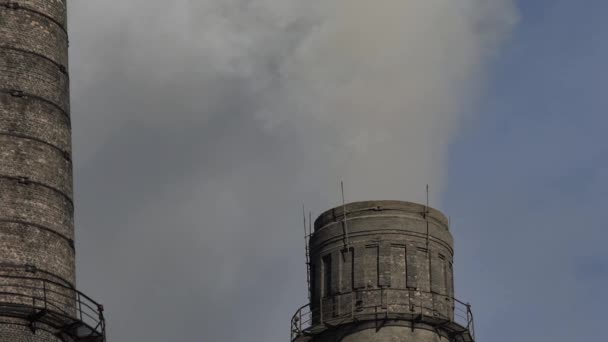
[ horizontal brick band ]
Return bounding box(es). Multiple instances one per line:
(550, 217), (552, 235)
(0, 219), (73, 249)
(0, 223), (75, 285)
(0, 49), (69, 114)
(0, 46), (66, 75)
(0, 176), (72, 208)
(0, 6), (68, 66)
(0, 1), (67, 33)
(0, 132), (70, 161)
(0, 136), (73, 199)
(0, 89), (70, 122)
(0, 92), (71, 152)
(0, 178), (74, 239)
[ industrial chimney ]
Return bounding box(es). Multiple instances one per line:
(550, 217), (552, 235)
(291, 200), (474, 342)
(0, 1), (105, 341)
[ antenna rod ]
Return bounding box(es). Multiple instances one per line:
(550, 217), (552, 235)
(303, 205), (311, 302)
(309, 211), (312, 238)
(425, 184), (430, 251)
(341, 181), (350, 246)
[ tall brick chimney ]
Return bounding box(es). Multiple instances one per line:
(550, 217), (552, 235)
(0, 1), (105, 340)
(291, 200), (475, 342)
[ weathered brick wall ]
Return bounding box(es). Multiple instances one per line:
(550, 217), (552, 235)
(0, 0), (73, 339)
(309, 201), (457, 341)
(0, 48), (70, 113)
(0, 0), (67, 29)
(0, 93), (71, 153)
(0, 321), (74, 342)
(0, 8), (68, 66)
(315, 323), (452, 342)
(0, 135), (73, 197)
(0, 178), (74, 240)
(0, 222), (75, 282)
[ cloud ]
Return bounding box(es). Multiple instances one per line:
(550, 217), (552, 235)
(68, 0), (517, 340)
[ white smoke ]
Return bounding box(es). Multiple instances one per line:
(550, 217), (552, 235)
(71, 0), (516, 203)
(256, 0), (517, 203)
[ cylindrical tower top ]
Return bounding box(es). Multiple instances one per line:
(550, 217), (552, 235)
(291, 200), (474, 342)
(314, 200), (449, 231)
(310, 200), (453, 257)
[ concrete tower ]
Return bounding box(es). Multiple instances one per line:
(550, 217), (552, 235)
(0, 1), (105, 341)
(291, 201), (475, 342)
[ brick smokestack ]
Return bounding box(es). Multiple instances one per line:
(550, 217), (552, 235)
(0, 1), (105, 340)
(291, 200), (475, 342)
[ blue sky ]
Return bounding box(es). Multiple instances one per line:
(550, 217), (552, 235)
(445, 1), (608, 340)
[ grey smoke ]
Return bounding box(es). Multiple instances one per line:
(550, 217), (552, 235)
(68, 0), (517, 340)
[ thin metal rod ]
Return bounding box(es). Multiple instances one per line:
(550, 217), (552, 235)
(309, 211), (312, 238)
(303, 205), (311, 302)
(341, 181), (350, 246)
(79, 292), (83, 321)
(42, 281), (47, 310)
(425, 184), (430, 251)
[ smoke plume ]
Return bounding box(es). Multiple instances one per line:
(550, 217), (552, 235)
(68, 0), (517, 340)
(257, 0), (517, 202)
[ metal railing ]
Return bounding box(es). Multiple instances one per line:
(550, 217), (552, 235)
(0, 267), (105, 341)
(291, 288), (474, 341)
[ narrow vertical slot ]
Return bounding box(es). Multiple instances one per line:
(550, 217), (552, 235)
(322, 254), (332, 298)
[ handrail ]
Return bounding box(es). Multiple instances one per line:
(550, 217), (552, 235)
(291, 288), (474, 341)
(0, 269), (105, 341)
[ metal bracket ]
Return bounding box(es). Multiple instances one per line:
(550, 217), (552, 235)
(10, 89), (24, 97)
(27, 309), (48, 333)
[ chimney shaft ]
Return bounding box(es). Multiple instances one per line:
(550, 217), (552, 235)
(0, 2), (105, 340)
(291, 200), (474, 342)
